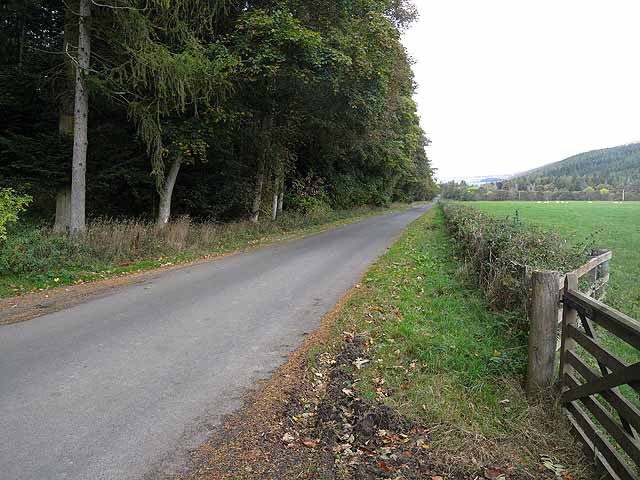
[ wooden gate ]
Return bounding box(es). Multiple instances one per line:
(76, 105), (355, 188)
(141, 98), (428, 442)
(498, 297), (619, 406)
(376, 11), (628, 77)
(559, 273), (640, 479)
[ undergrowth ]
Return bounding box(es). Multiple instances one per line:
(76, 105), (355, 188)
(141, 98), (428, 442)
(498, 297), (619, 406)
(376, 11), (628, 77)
(0, 205), (400, 297)
(442, 203), (592, 314)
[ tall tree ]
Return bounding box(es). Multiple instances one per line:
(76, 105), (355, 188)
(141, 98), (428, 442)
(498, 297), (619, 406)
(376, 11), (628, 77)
(69, 0), (91, 237)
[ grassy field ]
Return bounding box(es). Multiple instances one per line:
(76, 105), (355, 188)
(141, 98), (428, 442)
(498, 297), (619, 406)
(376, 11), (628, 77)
(471, 200), (640, 377)
(471, 201), (640, 322)
(469, 201), (640, 471)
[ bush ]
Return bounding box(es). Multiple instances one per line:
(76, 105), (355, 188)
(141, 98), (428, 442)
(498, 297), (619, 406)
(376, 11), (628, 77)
(0, 223), (95, 275)
(285, 174), (333, 215)
(0, 188), (31, 241)
(442, 203), (590, 313)
(0, 205), (388, 283)
(328, 174), (390, 209)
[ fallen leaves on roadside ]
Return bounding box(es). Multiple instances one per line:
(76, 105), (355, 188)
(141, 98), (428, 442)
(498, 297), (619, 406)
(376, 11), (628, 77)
(301, 438), (318, 449)
(541, 454), (572, 478)
(484, 466), (506, 479)
(353, 357), (369, 370)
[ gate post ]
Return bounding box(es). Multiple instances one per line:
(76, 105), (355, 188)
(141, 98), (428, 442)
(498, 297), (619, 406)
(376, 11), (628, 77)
(527, 270), (561, 396)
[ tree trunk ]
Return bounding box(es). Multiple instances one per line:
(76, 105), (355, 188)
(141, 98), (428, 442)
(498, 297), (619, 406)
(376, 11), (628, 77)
(271, 175), (278, 221)
(250, 116), (273, 223)
(278, 176), (284, 214)
(55, 6), (76, 233)
(54, 187), (72, 233)
(156, 158), (182, 228)
(70, 0), (91, 238)
(250, 155), (265, 223)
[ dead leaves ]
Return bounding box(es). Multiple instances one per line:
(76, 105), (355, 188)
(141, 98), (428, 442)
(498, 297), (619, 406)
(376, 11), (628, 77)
(541, 454), (574, 479)
(483, 467), (506, 480)
(301, 438), (318, 449)
(353, 357), (370, 370)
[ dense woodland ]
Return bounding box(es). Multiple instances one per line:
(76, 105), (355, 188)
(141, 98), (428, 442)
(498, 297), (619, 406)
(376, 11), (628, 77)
(511, 143), (640, 194)
(442, 143), (640, 201)
(0, 0), (436, 234)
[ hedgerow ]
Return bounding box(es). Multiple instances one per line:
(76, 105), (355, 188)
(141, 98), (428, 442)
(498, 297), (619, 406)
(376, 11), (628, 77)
(441, 203), (591, 313)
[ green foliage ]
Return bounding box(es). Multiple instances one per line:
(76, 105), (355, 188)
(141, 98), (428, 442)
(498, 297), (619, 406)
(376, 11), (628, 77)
(472, 201), (640, 387)
(0, 0), (435, 223)
(0, 188), (31, 240)
(440, 181), (476, 201)
(0, 222), (93, 276)
(471, 201), (640, 337)
(442, 203), (590, 312)
(285, 174), (331, 215)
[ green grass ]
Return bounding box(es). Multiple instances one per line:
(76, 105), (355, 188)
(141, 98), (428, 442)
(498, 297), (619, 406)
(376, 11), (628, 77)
(470, 201), (640, 321)
(322, 206), (587, 476)
(470, 201), (640, 366)
(0, 205), (408, 297)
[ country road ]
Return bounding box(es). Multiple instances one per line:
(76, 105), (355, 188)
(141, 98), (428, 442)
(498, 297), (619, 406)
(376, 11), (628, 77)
(0, 203), (432, 480)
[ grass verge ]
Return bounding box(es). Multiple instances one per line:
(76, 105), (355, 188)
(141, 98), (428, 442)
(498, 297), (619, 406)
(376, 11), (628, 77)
(0, 205), (408, 298)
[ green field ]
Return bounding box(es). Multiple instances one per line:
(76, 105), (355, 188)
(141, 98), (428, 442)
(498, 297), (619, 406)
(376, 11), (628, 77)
(470, 201), (640, 320)
(471, 201), (640, 368)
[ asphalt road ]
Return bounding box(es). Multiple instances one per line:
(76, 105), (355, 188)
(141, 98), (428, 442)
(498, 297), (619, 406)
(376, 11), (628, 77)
(0, 204), (431, 480)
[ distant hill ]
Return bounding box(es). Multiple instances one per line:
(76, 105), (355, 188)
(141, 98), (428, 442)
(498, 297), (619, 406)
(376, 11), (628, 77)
(511, 143), (640, 192)
(440, 174), (509, 186)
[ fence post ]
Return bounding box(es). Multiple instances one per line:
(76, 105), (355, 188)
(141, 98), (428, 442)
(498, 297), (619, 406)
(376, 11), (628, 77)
(593, 248), (610, 300)
(588, 250), (599, 285)
(559, 273), (578, 381)
(527, 270), (561, 396)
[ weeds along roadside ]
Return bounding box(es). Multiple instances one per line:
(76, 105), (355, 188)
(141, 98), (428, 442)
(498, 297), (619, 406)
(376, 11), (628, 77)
(0, 205), (405, 297)
(295, 204), (589, 478)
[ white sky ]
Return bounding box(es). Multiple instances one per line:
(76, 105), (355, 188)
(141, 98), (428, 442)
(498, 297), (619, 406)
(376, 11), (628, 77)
(402, 1), (640, 181)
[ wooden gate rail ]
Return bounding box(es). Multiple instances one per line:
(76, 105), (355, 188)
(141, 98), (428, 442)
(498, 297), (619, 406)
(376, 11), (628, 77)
(560, 273), (640, 480)
(558, 249), (613, 296)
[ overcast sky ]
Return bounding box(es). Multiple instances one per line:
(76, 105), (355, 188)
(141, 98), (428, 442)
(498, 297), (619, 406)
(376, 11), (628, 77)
(402, 1), (640, 181)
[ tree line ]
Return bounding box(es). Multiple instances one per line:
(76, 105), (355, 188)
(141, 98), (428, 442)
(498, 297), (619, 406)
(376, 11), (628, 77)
(441, 143), (640, 201)
(508, 143), (640, 194)
(0, 0), (437, 237)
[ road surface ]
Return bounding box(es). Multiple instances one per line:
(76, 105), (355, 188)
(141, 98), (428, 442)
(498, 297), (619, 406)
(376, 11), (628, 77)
(0, 204), (431, 479)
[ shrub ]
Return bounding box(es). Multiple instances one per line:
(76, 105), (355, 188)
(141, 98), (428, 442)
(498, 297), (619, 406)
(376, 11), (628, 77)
(0, 223), (94, 275)
(285, 174), (333, 215)
(329, 174), (391, 209)
(0, 188), (31, 241)
(442, 203), (590, 313)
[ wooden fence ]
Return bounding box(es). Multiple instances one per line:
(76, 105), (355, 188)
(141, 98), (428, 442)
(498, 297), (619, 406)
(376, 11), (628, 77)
(560, 275), (640, 479)
(526, 249), (640, 478)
